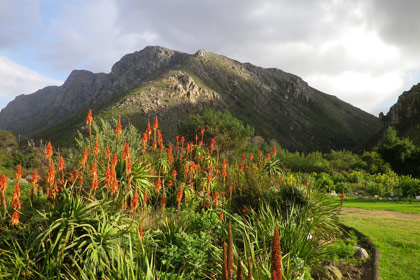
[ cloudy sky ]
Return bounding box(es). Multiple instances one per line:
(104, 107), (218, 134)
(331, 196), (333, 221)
(1, 0), (420, 115)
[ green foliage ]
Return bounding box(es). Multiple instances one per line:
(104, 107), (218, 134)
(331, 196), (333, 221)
(180, 107), (255, 152)
(377, 127), (420, 176)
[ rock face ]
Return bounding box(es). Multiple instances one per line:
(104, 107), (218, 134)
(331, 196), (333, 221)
(0, 46), (378, 152)
(379, 83), (420, 144)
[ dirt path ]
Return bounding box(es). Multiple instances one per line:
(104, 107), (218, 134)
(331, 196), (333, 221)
(341, 207), (420, 220)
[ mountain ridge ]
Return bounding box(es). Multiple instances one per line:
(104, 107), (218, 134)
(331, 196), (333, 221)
(0, 46), (378, 152)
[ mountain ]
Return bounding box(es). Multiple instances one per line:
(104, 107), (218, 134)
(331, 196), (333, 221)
(379, 83), (420, 144)
(0, 46), (378, 152)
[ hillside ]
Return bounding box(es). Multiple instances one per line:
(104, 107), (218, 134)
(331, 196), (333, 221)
(379, 83), (420, 144)
(0, 46), (378, 152)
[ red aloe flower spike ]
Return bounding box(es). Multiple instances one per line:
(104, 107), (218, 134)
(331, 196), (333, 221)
(176, 185), (183, 210)
(122, 142), (131, 160)
(15, 164), (22, 181)
(45, 142), (53, 159)
(86, 109), (93, 137)
(132, 186), (139, 211)
(241, 153), (246, 163)
(138, 224), (144, 241)
(155, 175), (162, 192)
(93, 138), (100, 156)
(80, 147), (88, 166)
(180, 136), (185, 147)
(30, 169), (39, 200)
(160, 192), (166, 208)
(222, 242), (229, 280)
(106, 144), (111, 160)
(200, 128), (205, 142)
(147, 119), (152, 136)
(143, 189), (148, 205)
(153, 116), (159, 130)
(11, 182), (21, 210)
(213, 191), (219, 207)
(271, 228), (282, 280)
(11, 211), (19, 226)
(236, 258), (242, 280)
(47, 161), (55, 187)
(341, 189), (345, 208)
(228, 221), (234, 276)
(115, 117), (122, 138)
(57, 156), (65, 171)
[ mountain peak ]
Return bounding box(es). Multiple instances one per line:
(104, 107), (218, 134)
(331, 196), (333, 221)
(0, 46), (378, 151)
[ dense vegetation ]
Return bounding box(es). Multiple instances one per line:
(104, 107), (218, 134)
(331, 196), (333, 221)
(0, 109), (418, 279)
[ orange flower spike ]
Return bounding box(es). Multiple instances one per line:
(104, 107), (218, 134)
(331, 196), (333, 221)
(168, 180), (173, 188)
(11, 182), (21, 210)
(180, 136), (185, 147)
(143, 189), (148, 204)
(168, 145), (172, 158)
(0, 173), (7, 191)
(11, 212), (19, 226)
(147, 119), (152, 136)
(86, 109), (93, 125)
(341, 189), (345, 207)
(219, 211), (224, 221)
(159, 143), (164, 152)
(273, 146), (277, 157)
(176, 185), (183, 202)
(47, 162), (56, 186)
(80, 147), (88, 166)
(122, 142), (131, 160)
(132, 186), (139, 210)
(160, 192), (166, 207)
(57, 156), (65, 171)
(258, 151), (262, 157)
(271, 228), (282, 280)
(86, 109), (93, 137)
(155, 176), (162, 192)
(91, 161), (97, 178)
(153, 116), (159, 130)
(126, 158), (132, 176)
(105, 144), (111, 160)
(210, 138), (216, 154)
(172, 170), (177, 178)
(111, 154), (118, 168)
(138, 224), (144, 241)
(15, 164), (22, 181)
(115, 117), (122, 138)
(266, 153), (271, 161)
(241, 153), (246, 163)
(207, 174), (212, 183)
(213, 191), (219, 207)
(45, 142), (53, 159)
(228, 221), (234, 275)
(184, 163), (189, 175)
(249, 153), (254, 162)
(200, 128), (205, 138)
(93, 138), (100, 156)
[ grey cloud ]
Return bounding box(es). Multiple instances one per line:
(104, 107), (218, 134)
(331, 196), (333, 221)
(363, 0), (420, 54)
(0, 0), (41, 49)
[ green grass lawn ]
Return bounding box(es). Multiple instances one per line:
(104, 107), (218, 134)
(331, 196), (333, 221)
(341, 210), (420, 279)
(339, 197), (420, 214)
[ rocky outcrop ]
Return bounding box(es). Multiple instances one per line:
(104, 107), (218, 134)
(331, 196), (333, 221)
(379, 83), (420, 144)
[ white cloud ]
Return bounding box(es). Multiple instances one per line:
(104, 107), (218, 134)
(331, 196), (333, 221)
(0, 56), (62, 109)
(2, 0), (420, 116)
